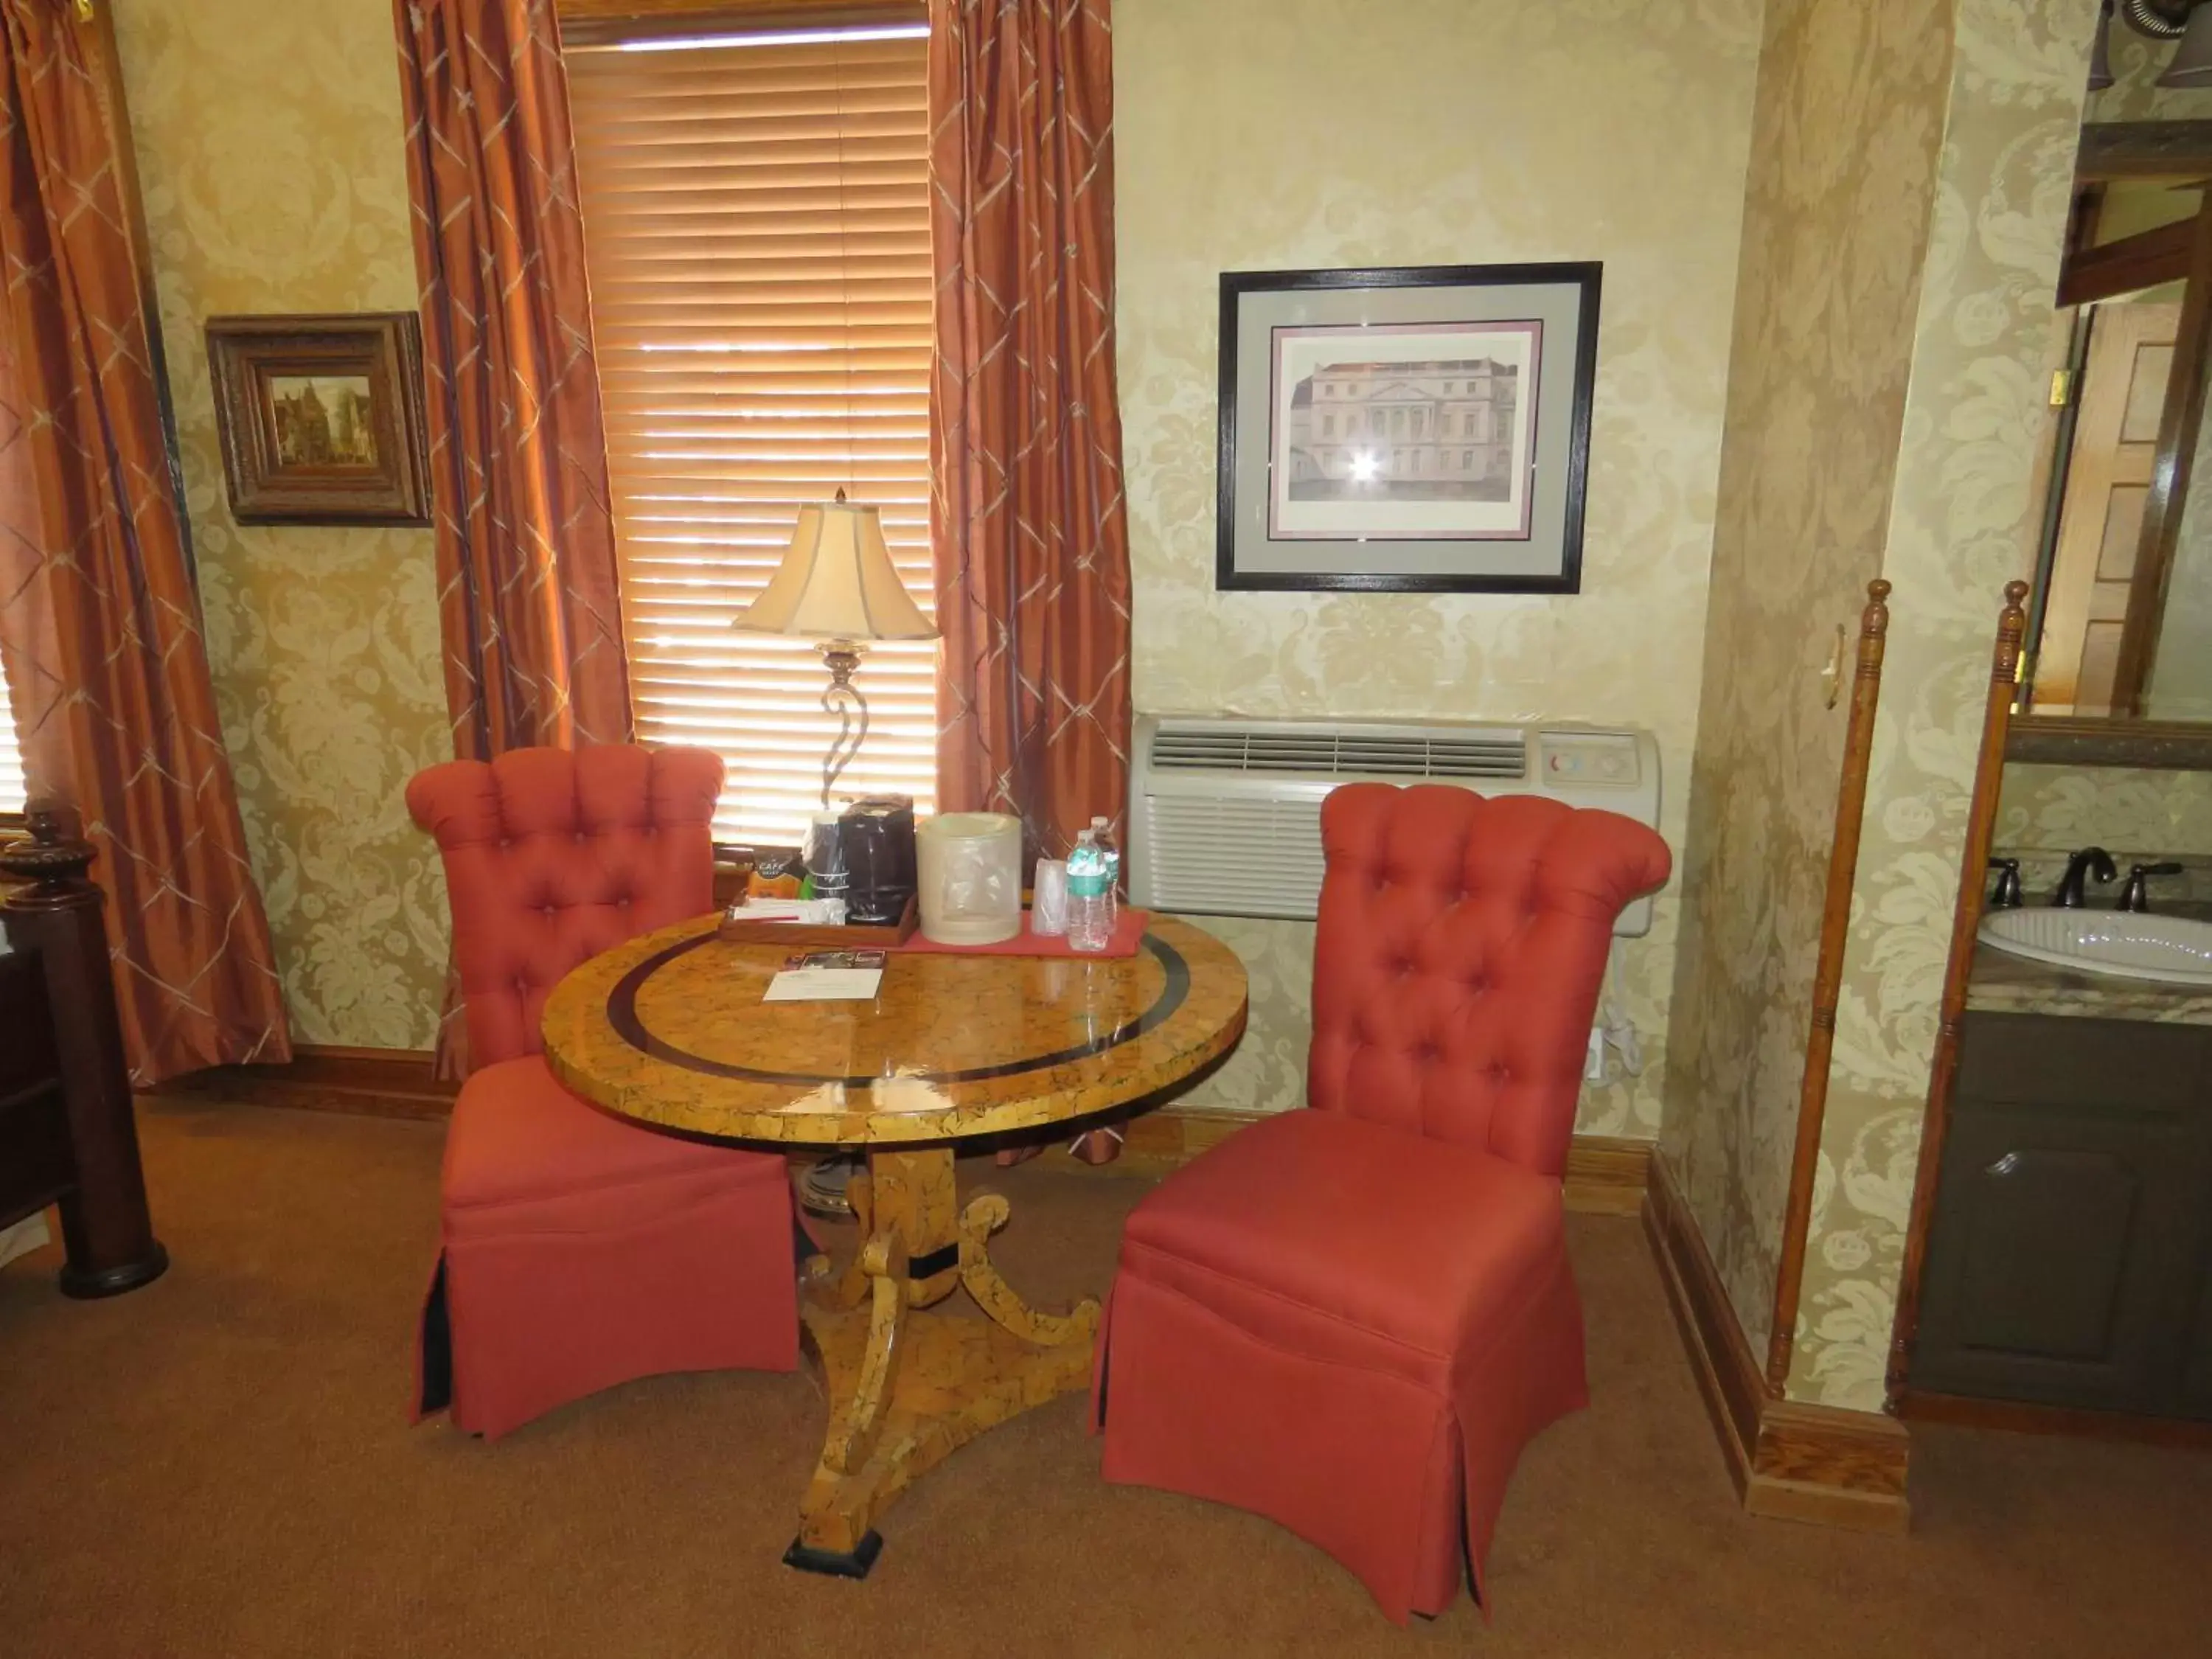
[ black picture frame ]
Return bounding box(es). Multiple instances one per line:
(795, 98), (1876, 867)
(1214, 262), (1601, 594)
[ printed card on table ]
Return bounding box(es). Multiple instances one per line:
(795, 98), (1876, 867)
(763, 949), (887, 1003)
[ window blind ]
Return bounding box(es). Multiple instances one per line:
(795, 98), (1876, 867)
(0, 699), (24, 817)
(567, 21), (936, 849)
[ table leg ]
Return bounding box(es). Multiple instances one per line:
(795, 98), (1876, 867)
(785, 1145), (1102, 1577)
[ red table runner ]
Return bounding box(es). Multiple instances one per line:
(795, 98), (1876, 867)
(895, 908), (1150, 959)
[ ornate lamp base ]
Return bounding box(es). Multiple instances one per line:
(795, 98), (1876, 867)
(816, 639), (869, 809)
(784, 1147), (1101, 1573)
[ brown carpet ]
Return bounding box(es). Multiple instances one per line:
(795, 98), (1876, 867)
(2, 1100), (2207, 1658)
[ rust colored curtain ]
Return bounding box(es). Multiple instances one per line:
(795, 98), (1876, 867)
(928, 0), (1133, 860)
(394, 0), (630, 1074)
(393, 0), (631, 763)
(0, 0), (291, 1085)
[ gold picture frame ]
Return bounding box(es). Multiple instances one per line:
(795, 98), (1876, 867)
(205, 313), (431, 526)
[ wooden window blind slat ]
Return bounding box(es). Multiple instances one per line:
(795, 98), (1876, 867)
(569, 27), (935, 846)
(0, 706), (23, 815)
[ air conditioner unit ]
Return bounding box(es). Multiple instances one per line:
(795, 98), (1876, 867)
(1127, 714), (1663, 936)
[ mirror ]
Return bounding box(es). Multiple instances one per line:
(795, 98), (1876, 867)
(2014, 122), (2212, 763)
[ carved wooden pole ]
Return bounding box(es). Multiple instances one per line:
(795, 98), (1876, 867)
(1, 809), (169, 1297)
(1764, 580), (1892, 1396)
(1884, 581), (2029, 1408)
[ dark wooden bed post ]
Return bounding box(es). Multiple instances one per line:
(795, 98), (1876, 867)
(1, 810), (168, 1298)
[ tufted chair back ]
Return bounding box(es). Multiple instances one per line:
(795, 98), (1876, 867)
(1310, 784), (1672, 1178)
(406, 745), (723, 1071)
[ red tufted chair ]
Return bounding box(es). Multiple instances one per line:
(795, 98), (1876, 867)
(1092, 785), (1671, 1622)
(406, 745), (801, 1439)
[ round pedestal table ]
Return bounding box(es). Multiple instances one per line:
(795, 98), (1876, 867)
(540, 912), (1248, 1576)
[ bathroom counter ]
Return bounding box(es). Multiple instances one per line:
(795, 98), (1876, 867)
(1965, 938), (2212, 1026)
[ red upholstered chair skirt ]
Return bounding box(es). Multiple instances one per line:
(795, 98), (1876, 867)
(420, 1057), (802, 1439)
(1093, 1110), (1585, 1621)
(406, 744), (804, 1439)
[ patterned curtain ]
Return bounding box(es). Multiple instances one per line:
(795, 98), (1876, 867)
(931, 0), (1133, 1166)
(392, 0), (631, 762)
(928, 0), (1133, 862)
(0, 0), (291, 1085)
(394, 0), (631, 1075)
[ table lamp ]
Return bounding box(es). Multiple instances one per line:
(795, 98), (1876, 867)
(732, 490), (939, 809)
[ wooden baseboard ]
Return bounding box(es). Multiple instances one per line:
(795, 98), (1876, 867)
(1643, 1146), (1910, 1533)
(1643, 1140), (1764, 1486)
(1896, 1387), (2212, 1448)
(1561, 1135), (1652, 1217)
(156, 1044), (455, 1120)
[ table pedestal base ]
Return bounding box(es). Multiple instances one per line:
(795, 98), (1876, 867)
(787, 1147), (1100, 1573)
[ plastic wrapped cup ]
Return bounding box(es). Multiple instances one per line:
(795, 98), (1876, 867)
(1031, 858), (1070, 936)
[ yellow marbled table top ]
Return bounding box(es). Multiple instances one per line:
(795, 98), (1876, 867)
(541, 914), (1249, 1147)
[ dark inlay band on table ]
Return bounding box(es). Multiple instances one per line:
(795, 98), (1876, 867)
(603, 931), (1194, 1089)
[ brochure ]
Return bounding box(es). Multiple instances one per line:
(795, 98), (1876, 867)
(762, 948), (886, 1003)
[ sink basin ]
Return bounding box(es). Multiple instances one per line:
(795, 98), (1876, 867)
(1979, 907), (2212, 986)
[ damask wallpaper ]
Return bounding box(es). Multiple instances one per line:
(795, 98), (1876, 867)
(1997, 762), (2212, 857)
(110, 0), (451, 1050)
(1790, 0), (2101, 1410)
(1114, 0), (1763, 1136)
(1659, 0), (1966, 1360)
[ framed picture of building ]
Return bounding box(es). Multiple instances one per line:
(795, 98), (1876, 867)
(1215, 263), (1601, 592)
(205, 313), (431, 526)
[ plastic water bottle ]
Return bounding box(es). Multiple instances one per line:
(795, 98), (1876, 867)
(1088, 815), (1121, 896)
(1067, 828), (1113, 953)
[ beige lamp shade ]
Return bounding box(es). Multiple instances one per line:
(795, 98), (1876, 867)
(734, 498), (938, 644)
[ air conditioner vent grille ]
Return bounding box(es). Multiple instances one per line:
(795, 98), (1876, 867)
(1149, 726), (1526, 781)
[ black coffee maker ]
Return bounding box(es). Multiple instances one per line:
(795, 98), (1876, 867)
(838, 796), (917, 926)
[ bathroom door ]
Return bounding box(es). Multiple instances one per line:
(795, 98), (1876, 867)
(2038, 301), (2180, 714)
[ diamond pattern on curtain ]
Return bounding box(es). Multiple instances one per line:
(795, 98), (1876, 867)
(929, 0), (1134, 1166)
(927, 0), (1133, 864)
(393, 0), (633, 765)
(0, 0), (291, 1085)
(394, 0), (635, 1077)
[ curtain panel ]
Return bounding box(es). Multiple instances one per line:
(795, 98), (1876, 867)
(930, 0), (1133, 1166)
(0, 0), (291, 1085)
(392, 0), (631, 764)
(394, 0), (631, 1075)
(927, 0), (1134, 863)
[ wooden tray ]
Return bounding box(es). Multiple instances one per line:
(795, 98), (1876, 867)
(716, 893), (918, 950)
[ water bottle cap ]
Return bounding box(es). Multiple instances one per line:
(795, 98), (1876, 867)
(1076, 827), (1094, 842)
(1091, 815), (1110, 827)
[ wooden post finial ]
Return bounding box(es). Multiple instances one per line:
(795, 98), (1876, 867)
(0, 805), (98, 907)
(1994, 580), (2032, 678)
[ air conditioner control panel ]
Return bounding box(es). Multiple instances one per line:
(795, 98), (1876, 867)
(1537, 729), (1641, 787)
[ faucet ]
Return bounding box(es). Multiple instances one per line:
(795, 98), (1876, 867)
(1987, 858), (2023, 909)
(2117, 861), (2184, 913)
(2052, 846), (2117, 908)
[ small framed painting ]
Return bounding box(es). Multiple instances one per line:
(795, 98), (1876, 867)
(204, 313), (432, 526)
(1215, 263), (1601, 593)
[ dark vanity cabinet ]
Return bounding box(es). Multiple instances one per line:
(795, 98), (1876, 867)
(1911, 1015), (2212, 1419)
